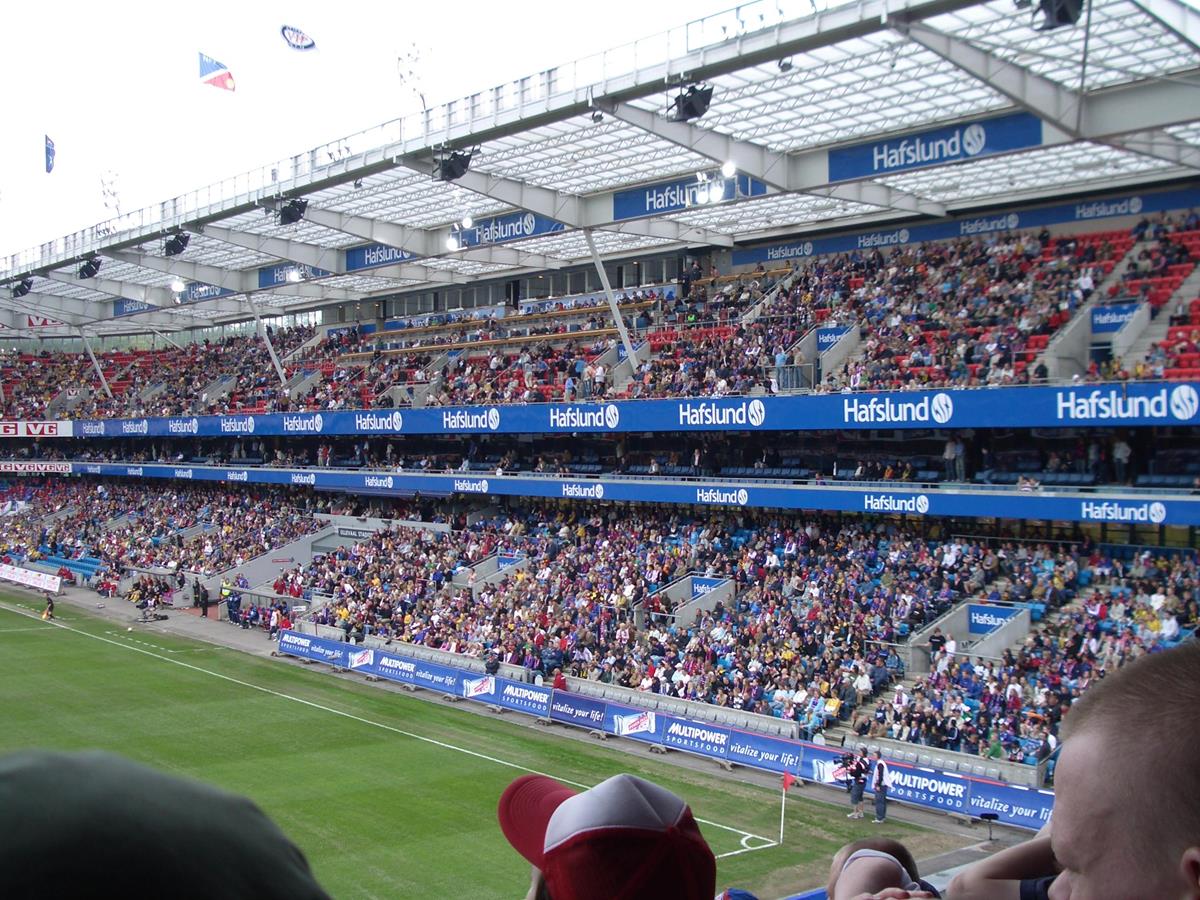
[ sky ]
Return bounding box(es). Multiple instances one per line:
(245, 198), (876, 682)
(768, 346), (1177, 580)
(0, 0), (753, 261)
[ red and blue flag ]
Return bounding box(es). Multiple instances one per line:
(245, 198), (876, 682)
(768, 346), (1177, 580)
(199, 52), (236, 92)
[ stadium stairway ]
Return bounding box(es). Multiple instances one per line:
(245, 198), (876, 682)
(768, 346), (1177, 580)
(1125, 264), (1200, 368)
(1029, 249), (1135, 378)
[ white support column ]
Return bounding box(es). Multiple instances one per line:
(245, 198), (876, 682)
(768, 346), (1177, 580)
(244, 298), (288, 387)
(77, 329), (113, 399)
(583, 229), (638, 364)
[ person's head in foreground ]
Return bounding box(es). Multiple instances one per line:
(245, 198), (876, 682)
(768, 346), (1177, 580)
(498, 772), (717, 900)
(1050, 639), (1200, 899)
(0, 750), (330, 899)
(827, 838), (937, 900)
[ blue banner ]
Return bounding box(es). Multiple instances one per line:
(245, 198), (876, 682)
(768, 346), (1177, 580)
(725, 730), (806, 775)
(59, 461), (1200, 526)
(114, 299), (158, 318)
(497, 555), (524, 569)
(182, 281), (237, 304)
(258, 263), (332, 289)
(828, 112), (1044, 182)
(733, 186), (1200, 266)
(275, 631), (1054, 830)
(691, 576), (726, 600)
(886, 765), (972, 817)
(73, 381), (1200, 438)
(344, 243), (418, 272)
(816, 327), (849, 353)
(968, 604), (1022, 634)
(660, 715), (731, 758)
(549, 691), (608, 728)
(45, 135), (55, 174)
(278, 630), (349, 665)
(368, 648), (461, 694)
(457, 211), (564, 248)
(965, 779), (1055, 831)
(603, 703), (664, 745)
(492, 678), (552, 716)
(612, 174), (768, 221)
(1091, 303), (1140, 334)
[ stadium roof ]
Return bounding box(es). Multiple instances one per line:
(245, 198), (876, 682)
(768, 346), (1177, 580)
(2, 0), (1199, 338)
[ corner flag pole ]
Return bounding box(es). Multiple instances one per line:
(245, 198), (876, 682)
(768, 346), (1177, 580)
(779, 770), (795, 844)
(779, 785), (786, 844)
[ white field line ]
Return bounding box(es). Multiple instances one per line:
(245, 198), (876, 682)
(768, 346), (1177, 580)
(0, 602), (775, 849)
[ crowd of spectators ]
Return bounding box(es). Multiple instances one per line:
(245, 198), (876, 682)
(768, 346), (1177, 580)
(423, 337), (614, 406)
(9, 214), (1200, 440)
(0, 481), (320, 579)
(814, 230), (1117, 392)
(10, 217), (1200, 423)
(293, 502), (1198, 765)
(300, 506), (1010, 729)
(849, 540), (1197, 763)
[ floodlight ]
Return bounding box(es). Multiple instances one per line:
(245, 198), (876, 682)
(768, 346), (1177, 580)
(164, 233), (190, 256)
(278, 199), (308, 225)
(670, 84), (713, 122)
(434, 150), (473, 182)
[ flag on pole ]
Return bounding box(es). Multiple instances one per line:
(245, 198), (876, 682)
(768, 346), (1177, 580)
(782, 771), (796, 792)
(44, 135), (55, 173)
(199, 52), (236, 92)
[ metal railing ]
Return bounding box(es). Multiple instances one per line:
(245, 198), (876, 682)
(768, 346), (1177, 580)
(19, 453), (1200, 499)
(0, 0), (847, 274)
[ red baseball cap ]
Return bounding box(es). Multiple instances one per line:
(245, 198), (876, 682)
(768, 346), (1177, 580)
(497, 773), (716, 900)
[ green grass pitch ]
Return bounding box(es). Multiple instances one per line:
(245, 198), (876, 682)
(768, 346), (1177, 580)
(0, 596), (966, 899)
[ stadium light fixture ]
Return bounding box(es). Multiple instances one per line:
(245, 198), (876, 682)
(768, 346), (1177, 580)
(434, 149), (473, 182)
(461, 215), (473, 229)
(446, 234), (460, 252)
(170, 278), (186, 293)
(721, 160), (737, 179)
(285, 268), (304, 283)
(164, 232), (190, 257)
(78, 256), (101, 279)
(591, 110), (604, 123)
(11, 277), (32, 298)
(669, 84), (713, 122)
(278, 198), (308, 226)
(777, 58), (793, 72)
(1016, 0), (1083, 29)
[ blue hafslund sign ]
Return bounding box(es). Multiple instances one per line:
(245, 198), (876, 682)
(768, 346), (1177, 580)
(72, 381), (1200, 440)
(275, 630), (1054, 830)
(732, 185), (1200, 266)
(968, 604), (1022, 634)
(612, 173), (769, 221)
(57, 461), (1200, 526)
(816, 327), (849, 352)
(690, 576), (727, 600)
(1091, 303), (1141, 334)
(827, 112), (1044, 182)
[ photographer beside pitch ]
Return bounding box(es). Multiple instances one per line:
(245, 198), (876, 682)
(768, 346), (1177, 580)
(847, 747), (870, 820)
